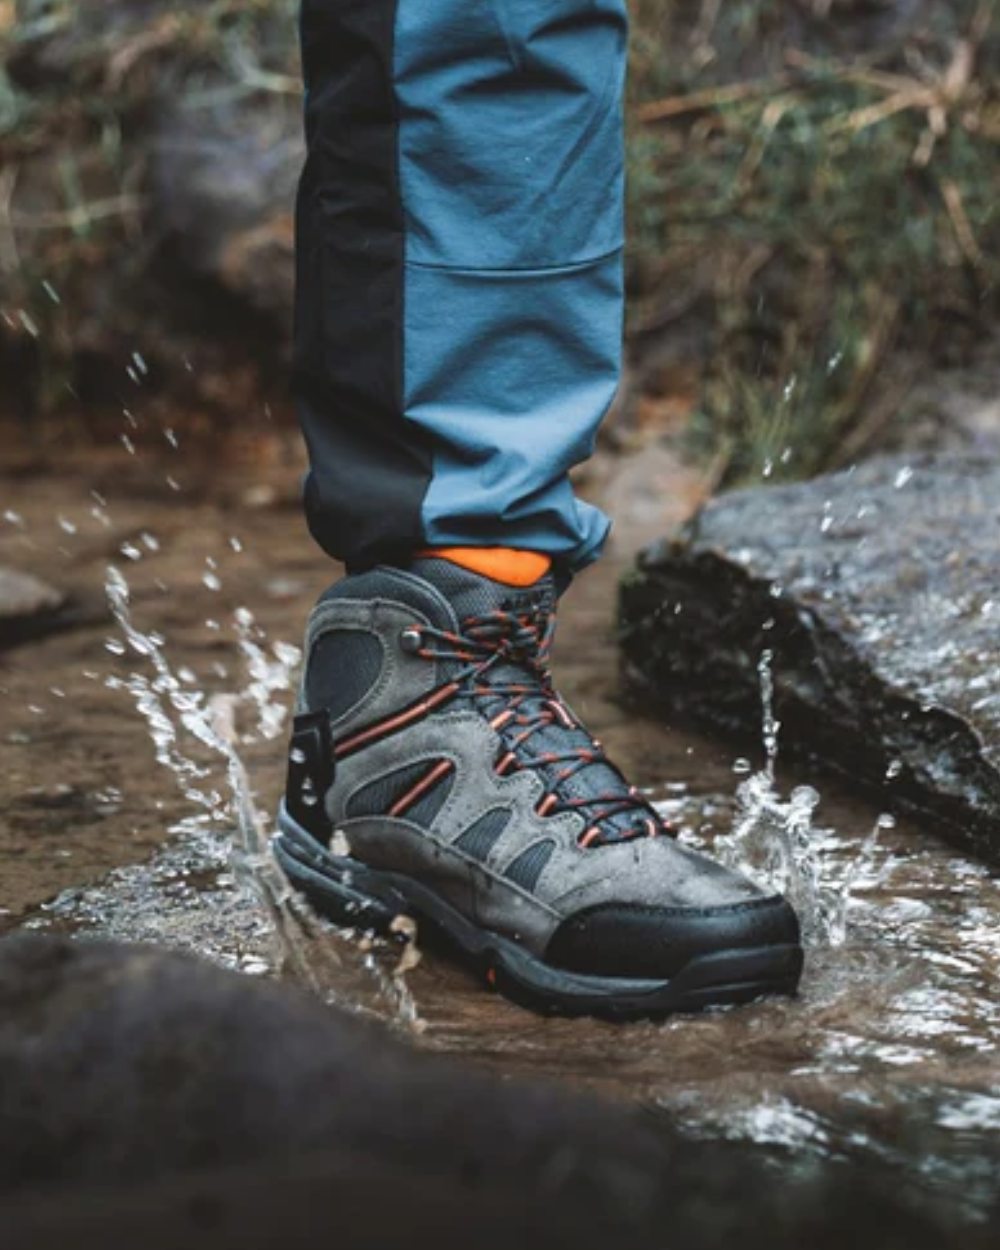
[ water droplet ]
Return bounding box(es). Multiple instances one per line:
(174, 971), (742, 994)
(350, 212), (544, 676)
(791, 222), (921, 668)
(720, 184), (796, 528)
(732, 757), (752, 775)
(894, 466), (914, 489)
(202, 572), (222, 592)
(885, 759), (903, 780)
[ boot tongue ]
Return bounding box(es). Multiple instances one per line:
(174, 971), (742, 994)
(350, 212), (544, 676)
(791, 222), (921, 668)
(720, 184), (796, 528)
(408, 556), (646, 845)
(408, 556), (557, 626)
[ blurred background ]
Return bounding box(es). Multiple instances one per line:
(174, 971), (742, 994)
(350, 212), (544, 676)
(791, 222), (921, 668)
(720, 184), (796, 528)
(2, 4), (1000, 1219)
(2, 0), (998, 473)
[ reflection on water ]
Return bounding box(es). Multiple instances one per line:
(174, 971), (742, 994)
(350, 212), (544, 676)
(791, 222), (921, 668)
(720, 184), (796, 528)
(12, 527), (1000, 1217)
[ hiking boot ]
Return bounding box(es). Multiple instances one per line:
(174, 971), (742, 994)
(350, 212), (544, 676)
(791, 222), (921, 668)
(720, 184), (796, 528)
(274, 557), (802, 1019)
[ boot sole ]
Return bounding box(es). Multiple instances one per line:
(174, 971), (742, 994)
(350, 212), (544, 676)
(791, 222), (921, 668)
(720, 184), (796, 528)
(273, 807), (803, 1021)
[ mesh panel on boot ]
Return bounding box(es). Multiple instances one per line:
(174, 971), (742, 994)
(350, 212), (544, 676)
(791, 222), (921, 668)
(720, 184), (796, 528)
(346, 762), (431, 819)
(454, 809), (510, 861)
(405, 772), (455, 827)
(306, 630), (383, 722)
(504, 841), (556, 893)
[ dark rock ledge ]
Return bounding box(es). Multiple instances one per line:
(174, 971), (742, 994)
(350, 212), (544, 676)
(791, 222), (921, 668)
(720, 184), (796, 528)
(619, 454), (1000, 858)
(0, 936), (989, 1248)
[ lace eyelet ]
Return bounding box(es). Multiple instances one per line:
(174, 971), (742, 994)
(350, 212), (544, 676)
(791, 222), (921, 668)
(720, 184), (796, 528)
(399, 627), (423, 654)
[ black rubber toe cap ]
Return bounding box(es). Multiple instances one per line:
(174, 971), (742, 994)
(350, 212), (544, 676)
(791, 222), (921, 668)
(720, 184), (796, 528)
(544, 895), (801, 980)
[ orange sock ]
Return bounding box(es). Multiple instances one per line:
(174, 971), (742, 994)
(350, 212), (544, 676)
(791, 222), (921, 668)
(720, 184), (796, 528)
(418, 546), (551, 587)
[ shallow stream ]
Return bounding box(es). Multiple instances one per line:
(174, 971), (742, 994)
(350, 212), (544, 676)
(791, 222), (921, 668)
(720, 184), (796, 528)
(2, 443), (998, 1216)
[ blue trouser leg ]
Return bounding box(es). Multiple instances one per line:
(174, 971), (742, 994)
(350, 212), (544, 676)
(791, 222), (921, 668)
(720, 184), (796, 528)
(295, 0), (627, 574)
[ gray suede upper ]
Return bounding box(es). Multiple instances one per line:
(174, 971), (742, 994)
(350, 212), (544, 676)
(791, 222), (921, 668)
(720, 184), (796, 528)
(299, 565), (767, 956)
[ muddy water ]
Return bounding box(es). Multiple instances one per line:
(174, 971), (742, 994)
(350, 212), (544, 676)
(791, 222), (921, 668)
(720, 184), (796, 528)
(2, 440), (998, 1213)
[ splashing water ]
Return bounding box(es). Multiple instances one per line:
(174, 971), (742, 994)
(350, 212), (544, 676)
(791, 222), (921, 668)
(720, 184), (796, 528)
(7, 468), (1000, 1206)
(233, 606), (302, 742)
(713, 648), (886, 947)
(39, 564), (424, 1029)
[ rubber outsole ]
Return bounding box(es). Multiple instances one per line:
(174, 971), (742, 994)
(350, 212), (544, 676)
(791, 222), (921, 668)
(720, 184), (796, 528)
(272, 807), (804, 1021)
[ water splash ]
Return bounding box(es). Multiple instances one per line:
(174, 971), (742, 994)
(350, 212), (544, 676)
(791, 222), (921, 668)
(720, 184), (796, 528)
(233, 606), (301, 742)
(63, 564), (425, 1028)
(716, 650), (844, 945)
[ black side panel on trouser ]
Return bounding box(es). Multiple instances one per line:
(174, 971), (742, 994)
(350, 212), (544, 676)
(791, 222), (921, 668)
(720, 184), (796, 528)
(294, 0), (432, 570)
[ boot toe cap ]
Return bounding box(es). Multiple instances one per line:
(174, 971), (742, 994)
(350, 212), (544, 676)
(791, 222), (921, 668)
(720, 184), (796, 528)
(544, 893), (801, 981)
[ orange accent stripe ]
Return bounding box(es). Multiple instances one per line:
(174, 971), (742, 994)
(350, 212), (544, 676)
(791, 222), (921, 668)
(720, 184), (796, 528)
(389, 760), (454, 818)
(417, 546), (551, 587)
(334, 682), (460, 757)
(537, 793), (558, 817)
(549, 699), (575, 729)
(579, 827), (600, 849)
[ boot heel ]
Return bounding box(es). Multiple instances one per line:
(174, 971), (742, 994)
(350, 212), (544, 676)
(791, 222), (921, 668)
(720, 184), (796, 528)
(274, 807), (409, 937)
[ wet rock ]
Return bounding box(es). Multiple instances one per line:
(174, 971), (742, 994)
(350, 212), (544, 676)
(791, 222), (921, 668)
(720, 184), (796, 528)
(620, 454), (1000, 857)
(0, 567), (67, 646)
(0, 936), (657, 1196)
(150, 98), (300, 326)
(0, 567), (105, 650)
(3, 1), (300, 412)
(0, 935), (990, 1249)
(0, 567), (64, 620)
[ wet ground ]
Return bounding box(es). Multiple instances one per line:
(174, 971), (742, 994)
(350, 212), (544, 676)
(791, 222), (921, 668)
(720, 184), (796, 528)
(2, 432), (998, 1216)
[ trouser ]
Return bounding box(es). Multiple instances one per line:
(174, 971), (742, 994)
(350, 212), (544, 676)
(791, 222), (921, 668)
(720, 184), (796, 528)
(294, 0), (627, 576)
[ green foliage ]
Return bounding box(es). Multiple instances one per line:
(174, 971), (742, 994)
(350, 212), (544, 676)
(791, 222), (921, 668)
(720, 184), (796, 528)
(626, 0), (1000, 483)
(2, 0), (999, 469)
(0, 0), (300, 411)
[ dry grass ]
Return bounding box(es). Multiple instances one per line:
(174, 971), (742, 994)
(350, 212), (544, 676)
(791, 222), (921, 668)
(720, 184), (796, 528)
(2, 0), (999, 478)
(626, 0), (1000, 482)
